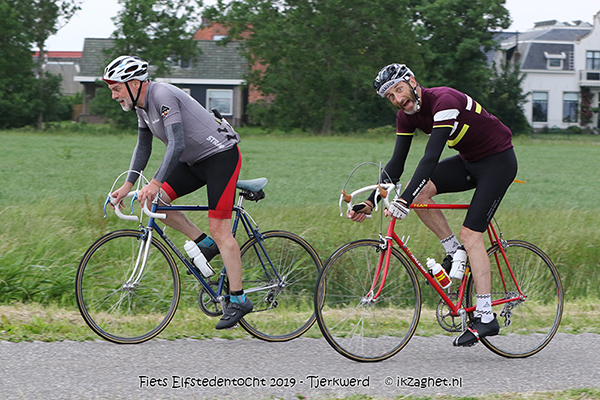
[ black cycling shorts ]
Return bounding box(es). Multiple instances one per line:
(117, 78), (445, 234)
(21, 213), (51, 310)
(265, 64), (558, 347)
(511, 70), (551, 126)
(161, 145), (242, 219)
(430, 148), (517, 232)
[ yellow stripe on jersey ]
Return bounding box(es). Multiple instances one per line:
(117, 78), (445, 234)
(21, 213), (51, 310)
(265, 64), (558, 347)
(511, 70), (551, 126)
(475, 102), (482, 114)
(448, 124), (469, 147)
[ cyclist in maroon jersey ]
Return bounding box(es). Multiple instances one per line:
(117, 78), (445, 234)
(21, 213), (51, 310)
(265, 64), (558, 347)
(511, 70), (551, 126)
(103, 55), (252, 329)
(348, 63), (518, 347)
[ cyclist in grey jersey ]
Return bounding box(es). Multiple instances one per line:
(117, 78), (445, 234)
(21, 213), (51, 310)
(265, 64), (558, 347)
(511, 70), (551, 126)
(104, 56), (252, 329)
(128, 81), (241, 185)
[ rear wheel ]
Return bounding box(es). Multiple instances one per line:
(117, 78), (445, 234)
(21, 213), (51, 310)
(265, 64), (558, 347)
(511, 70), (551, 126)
(466, 240), (563, 357)
(237, 231), (322, 341)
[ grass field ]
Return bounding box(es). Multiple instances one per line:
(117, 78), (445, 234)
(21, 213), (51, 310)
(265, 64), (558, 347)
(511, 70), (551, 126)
(0, 128), (599, 344)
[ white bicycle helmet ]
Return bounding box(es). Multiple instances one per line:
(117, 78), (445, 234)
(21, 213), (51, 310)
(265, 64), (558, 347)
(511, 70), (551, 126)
(103, 55), (149, 83)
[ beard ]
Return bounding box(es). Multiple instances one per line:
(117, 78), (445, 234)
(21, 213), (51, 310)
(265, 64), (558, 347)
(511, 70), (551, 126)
(401, 92), (419, 115)
(119, 98), (134, 112)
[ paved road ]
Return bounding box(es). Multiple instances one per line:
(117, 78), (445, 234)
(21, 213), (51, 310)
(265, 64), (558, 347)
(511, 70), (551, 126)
(1, 333), (598, 400)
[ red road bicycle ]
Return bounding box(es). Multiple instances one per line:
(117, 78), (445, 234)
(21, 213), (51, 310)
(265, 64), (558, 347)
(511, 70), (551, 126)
(314, 179), (563, 362)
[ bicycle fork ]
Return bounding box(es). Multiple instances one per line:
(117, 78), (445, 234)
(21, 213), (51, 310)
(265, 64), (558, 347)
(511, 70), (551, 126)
(123, 229), (153, 291)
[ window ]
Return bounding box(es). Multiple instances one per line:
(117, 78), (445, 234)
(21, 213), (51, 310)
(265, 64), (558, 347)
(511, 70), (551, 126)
(207, 89), (233, 116)
(213, 35), (227, 41)
(548, 59), (562, 68)
(532, 92), (548, 122)
(544, 52), (565, 70)
(587, 51), (600, 70)
(562, 92), (579, 123)
(166, 56), (191, 69)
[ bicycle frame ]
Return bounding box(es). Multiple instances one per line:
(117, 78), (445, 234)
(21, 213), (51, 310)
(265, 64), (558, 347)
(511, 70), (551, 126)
(370, 203), (526, 325)
(126, 194), (282, 305)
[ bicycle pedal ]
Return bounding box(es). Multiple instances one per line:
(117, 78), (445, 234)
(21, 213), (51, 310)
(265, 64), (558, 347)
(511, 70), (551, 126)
(226, 323), (239, 330)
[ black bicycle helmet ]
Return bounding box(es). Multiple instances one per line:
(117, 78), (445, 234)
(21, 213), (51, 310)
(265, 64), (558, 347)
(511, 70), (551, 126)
(373, 63), (415, 97)
(373, 63), (421, 111)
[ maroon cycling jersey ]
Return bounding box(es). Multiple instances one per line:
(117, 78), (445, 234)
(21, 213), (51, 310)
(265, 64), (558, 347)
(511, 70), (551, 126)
(396, 87), (513, 162)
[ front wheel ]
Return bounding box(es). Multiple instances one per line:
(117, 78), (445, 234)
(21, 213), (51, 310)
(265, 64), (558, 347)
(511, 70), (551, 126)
(237, 230), (322, 341)
(75, 230), (180, 344)
(466, 240), (563, 358)
(315, 239), (421, 362)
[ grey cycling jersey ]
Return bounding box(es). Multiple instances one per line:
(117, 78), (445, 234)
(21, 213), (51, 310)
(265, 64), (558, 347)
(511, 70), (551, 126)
(126, 81), (240, 184)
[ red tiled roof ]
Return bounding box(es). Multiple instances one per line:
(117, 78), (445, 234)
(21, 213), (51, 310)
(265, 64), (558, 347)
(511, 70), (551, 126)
(33, 51), (82, 58)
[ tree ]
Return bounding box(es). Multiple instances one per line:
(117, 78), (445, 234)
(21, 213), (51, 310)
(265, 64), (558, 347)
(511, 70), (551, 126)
(206, 0), (423, 134)
(109, 0), (202, 76)
(410, 0), (511, 100)
(486, 60), (531, 135)
(0, 0), (38, 129)
(93, 0), (203, 128)
(23, 0), (81, 129)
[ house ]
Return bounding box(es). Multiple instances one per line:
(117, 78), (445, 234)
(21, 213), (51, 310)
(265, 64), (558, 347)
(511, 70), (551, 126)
(74, 31), (249, 126)
(32, 51), (83, 96)
(492, 10), (600, 131)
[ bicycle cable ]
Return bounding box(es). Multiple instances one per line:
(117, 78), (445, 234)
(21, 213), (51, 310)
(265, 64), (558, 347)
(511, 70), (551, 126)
(340, 161), (401, 238)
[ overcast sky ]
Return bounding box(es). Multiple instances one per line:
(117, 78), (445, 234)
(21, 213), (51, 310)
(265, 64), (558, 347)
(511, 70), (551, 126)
(44, 0), (600, 51)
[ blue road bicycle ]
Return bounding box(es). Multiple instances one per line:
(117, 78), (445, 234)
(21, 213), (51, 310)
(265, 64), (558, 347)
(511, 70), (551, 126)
(75, 173), (322, 344)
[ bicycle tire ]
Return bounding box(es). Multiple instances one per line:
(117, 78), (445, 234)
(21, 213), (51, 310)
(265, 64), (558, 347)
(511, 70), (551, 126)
(315, 239), (421, 362)
(76, 229), (180, 344)
(237, 230), (322, 341)
(466, 239), (563, 358)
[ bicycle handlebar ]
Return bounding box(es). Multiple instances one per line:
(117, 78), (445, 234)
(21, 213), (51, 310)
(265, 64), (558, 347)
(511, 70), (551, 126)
(339, 182), (399, 217)
(105, 191), (167, 221)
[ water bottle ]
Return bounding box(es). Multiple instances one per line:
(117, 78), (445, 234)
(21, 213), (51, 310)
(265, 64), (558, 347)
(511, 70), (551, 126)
(183, 240), (214, 278)
(450, 247), (467, 281)
(426, 258), (452, 289)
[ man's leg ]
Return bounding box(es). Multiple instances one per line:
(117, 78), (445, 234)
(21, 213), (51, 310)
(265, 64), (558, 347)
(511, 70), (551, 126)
(412, 181), (462, 269)
(209, 217), (242, 292)
(452, 225), (499, 346)
(412, 180), (453, 240)
(211, 216), (253, 330)
(459, 226), (490, 295)
(157, 189), (204, 240)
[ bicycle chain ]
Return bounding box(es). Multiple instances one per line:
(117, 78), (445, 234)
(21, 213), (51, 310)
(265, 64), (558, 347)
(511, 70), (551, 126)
(436, 293), (464, 332)
(198, 281), (224, 317)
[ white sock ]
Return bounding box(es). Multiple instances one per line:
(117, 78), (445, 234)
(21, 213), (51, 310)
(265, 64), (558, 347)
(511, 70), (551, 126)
(441, 234), (461, 256)
(475, 294), (494, 323)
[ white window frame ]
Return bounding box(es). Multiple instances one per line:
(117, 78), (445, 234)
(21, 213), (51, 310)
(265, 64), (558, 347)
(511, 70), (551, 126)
(544, 52), (566, 70)
(562, 92), (579, 123)
(587, 51), (600, 70)
(206, 89), (233, 116)
(532, 91), (548, 123)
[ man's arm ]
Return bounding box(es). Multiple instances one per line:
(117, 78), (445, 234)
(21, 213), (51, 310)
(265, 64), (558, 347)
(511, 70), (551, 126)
(126, 126), (153, 184)
(348, 133), (413, 222)
(399, 126), (451, 205)
(153, 122), (185, 184)
(367, 133), (413, 204)
(136, 122), (185, 206)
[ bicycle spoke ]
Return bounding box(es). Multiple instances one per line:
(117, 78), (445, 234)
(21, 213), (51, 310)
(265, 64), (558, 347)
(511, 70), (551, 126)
(467, 240), (563, 358)
(315, 239), (421, 362)
(76, 230), (180, 344)
(237, 231), (321, 341)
